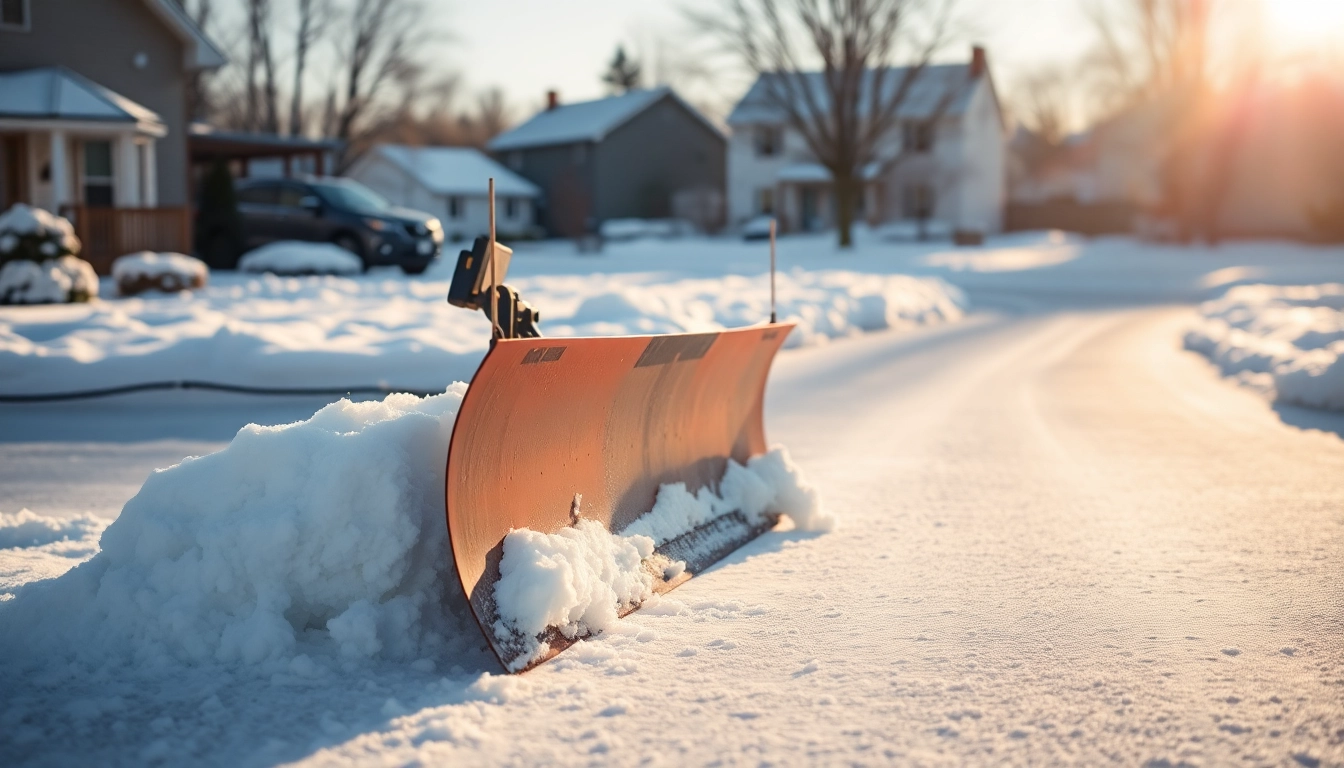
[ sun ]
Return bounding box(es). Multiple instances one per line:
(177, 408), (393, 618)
(1262, 0), (1344, 46)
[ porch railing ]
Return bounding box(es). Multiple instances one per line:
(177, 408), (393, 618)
(61, 206), (193, 275)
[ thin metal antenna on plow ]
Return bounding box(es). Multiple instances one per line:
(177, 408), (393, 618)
(769, 218), (777, 324)
(488, 178), (502, 340)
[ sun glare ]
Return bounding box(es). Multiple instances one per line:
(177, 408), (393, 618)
(1263, 0), (1344, 46)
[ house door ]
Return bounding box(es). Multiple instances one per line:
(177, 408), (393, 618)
(800, 187), (819, 231)
(0, 135), (26, 209)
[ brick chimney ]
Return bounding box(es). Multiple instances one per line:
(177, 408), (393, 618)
(970, 45), (987, 78)
(546, 90), (559, 110)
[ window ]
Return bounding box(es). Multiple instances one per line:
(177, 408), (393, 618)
(903, 121), (934, 153)
(756, 188), (774, 215)
(236, 183), (279, 206)
(447, 197), (461, 219)
(903, 183), (934, 219)
(277, 184), (307, 208)
(1, 0), (30, 31)
(754, 126), (781, 157)
(82, 141), (114, 207)
(505, 197), (517, 218)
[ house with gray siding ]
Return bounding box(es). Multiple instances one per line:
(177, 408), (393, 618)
(0, 0), (224, 268)
(487, 88), (726, 237)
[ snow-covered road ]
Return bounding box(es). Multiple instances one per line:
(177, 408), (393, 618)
(3, 234), (1343, 766)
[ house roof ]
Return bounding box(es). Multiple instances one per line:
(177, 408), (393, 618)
(727, 64), (977, 126)
(141, 0), (228, 70)
(373, 145), (541, 198)
(487, 87), (721, 152)
(0, 68), (166, 135)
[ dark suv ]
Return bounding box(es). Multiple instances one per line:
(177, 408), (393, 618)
(229, 177), (443, 273)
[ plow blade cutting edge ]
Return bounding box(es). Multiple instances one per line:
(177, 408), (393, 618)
(446, 323), (795, 672)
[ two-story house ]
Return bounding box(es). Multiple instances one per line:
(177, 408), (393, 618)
(726, 46), (1006, 236)
(488, 87), (726, 237)
(0, 0), (225, 268)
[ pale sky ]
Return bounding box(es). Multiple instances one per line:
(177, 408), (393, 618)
(436, 0), (1098, 122)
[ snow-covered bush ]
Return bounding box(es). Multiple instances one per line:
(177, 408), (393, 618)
(238, 241), (363, 275)
(0, 256), (98, 305)
(0, 204), (95, 304)
(113, 251), (208, 295)
(0, 203), (81, 266)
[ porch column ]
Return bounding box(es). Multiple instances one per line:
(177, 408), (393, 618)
(117, 134), (141, 207)
(49, 130), (69, 211)
(141, 140), (158, 207)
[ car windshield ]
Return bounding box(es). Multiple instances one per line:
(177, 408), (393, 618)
(312, 179), (392, 215)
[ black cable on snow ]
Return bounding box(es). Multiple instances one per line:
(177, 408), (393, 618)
(0, 380), (441, 403)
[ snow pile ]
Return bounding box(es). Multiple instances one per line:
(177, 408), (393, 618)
(599, 218), (694, 241)
(551, 271), (966, 348)
(1185, 283), (1344, 411)
(0, 386), (476, 669)
(238, 241), (363, 275)
(0, 203), (81, 262)
(112, 251), (208, 294)
(493, 447), (829, 670)
(0, 509), (103, 550)
(0, 256), (98, 304)
(0, 268), (965, 395)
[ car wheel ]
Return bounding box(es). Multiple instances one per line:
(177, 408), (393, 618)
(402, 263), (428, 276)
(332, 233), (368, 271)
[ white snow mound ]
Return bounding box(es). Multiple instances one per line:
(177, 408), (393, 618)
(1185, 283), (1344, 411)
(239, 241), (363, 275)
(0, 256), (98, 304)
(112, 251), (208, 289)
(493, 446), (829, 669)
(0, 509), (104, 550)
(0, 385), (474, 669)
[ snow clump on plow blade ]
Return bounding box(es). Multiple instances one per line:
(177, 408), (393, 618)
(446, 323), (831, 672)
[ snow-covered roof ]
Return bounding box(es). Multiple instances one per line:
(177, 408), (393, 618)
(727, 64), (976, 126)
(141, 0), (228, 70)
(373, 145), (541, 198)
(488, 87), (720, 152)
(0, 68), (166, 135)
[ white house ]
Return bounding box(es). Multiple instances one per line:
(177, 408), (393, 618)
(347, 145), (541, 242)
(725, 46), (1006, 235)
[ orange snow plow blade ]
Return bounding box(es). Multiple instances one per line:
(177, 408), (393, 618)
(446, 324), (794, 672)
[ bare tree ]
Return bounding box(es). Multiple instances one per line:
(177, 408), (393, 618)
(290, 0), (331, 136)
(694, 0), (957, 247)
(1015, 66), (1070, 146)
(179, 0), (215, 121)
(332, 0), (430, 166)
(244, 0), (279, 132)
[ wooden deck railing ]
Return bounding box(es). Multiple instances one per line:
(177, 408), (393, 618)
(62, 206), (193, 275)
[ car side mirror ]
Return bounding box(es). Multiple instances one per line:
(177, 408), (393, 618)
(300, 195), (322, 215)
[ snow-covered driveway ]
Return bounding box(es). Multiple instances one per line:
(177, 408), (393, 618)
(2, 235), (1343, 766)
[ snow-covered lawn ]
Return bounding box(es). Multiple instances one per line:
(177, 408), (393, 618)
(1185, 283), (1344, 411)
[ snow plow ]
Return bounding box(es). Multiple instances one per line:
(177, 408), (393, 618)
(445, 185), (793, 672)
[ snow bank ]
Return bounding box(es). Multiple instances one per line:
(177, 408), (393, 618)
(1185, 283), (1344, 411)
(0, 269), (964, 395)
(0, 509), (103, 550)
(238, 241), (363, 275)
(0, 256), (98, 304)
(112, 251), (208, 294)
(0, 386), (476, 670)
(493, 446), (829, 670)
(599, 219), (694, 241)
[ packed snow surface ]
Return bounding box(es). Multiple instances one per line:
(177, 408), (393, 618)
(1185, 283), (1344, 411)
(0, 268), (963, 394)
(0, 508), (104, 550)
(112, 251), (208, 290)
(493, 447), (830, 670)
(238, 241), (364, 276)
(0, 256), (98, 304)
